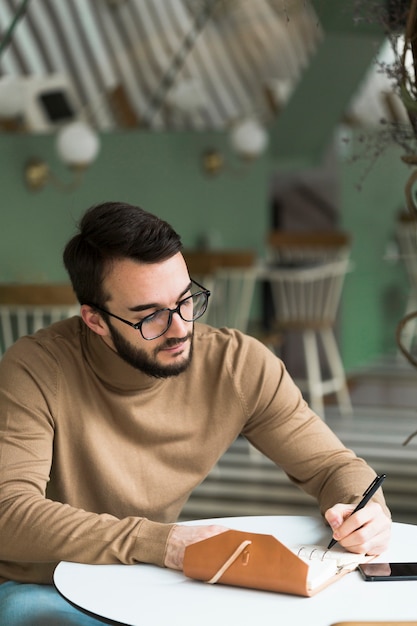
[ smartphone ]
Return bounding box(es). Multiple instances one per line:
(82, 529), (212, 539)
(359, 562), (417, 581)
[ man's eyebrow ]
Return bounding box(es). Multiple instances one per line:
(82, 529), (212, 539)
(127, 282), (192, 313)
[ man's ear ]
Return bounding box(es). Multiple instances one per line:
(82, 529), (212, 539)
(80, 305), (110, 336)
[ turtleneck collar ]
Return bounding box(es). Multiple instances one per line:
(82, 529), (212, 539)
(83, 325), (165, 392)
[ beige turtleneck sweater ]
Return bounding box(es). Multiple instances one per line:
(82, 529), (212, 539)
(0, 317), (388, 584)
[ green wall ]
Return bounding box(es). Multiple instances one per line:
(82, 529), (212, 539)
(0, 131), (270, 282)
(340, 137), (410, 370)
(0, 128), (411, 372)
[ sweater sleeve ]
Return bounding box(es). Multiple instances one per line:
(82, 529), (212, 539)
(228, 332), (390, 518)
(0, 339), (173, 584)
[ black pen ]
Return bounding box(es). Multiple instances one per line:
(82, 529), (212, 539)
(327, 473), (386, 550)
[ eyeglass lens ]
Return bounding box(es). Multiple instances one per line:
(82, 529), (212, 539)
(141, 291), (208, 339)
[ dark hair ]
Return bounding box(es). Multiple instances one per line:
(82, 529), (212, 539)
(63, 201), (182, 305)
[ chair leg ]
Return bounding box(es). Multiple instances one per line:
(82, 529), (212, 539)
(302, 330), (325, 419)
(320, 328), (352, 415)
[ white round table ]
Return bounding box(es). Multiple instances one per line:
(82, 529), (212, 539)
(54, 515), (417, 626)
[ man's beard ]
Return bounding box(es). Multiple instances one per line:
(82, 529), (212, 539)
(108, 321), (194, 378)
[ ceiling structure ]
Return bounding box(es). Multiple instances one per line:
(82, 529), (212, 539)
(0, 0), (405, 163)
(0, 0), (324, 133)
(0, 0), (322, 130)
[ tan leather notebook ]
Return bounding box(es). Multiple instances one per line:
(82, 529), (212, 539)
(183, 529), (372, 597)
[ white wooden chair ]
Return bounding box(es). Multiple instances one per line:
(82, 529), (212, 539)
(0, 284), (79, 358)
(184, 250), (257, 333)
(202, 266), (258, 333)
(0, 304), (79, 357)
(264, 231), (352, 419)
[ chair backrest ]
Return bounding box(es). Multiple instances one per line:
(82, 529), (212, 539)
(184, 250), (256, 274)
(267, 230), (351, 264)
(0, 284), (79, 357)
(0, 305), (80, 356)
(265, 258), (350, 329)
(184, 249), (257, 332)
(264, 231), (351, 330)
(202, 266), (258, 332)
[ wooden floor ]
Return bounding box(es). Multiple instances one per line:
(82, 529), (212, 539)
(179, 353), (417, 525)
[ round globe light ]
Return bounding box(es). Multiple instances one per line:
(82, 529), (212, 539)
(56, 121), (100, 167)
(229, 117), (269, 159)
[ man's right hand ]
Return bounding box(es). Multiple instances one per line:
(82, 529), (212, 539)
(164, 524), (229, 570)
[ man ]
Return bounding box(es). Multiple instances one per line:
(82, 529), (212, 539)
(0, 202), (391, 624)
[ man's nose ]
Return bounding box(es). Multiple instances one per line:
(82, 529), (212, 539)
(166, 310), (190, 336)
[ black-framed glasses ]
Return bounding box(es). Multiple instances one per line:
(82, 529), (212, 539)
(86, 279), (210, 341)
